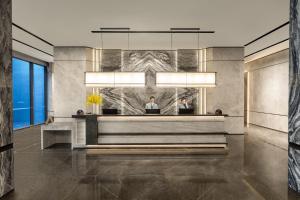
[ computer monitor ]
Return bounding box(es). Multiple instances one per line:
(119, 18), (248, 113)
(145, 109), (160, 114)
(178, 108), (194, 115)
(102, 109), (118, 115)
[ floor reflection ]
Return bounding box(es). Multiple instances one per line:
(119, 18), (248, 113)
(3, 125), (300, 200)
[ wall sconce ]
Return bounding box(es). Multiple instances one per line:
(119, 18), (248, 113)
(156, 72), (216, 87)
(85, 72), (145, 87)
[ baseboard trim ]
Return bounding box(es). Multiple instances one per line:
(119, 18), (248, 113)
(248, 123), (288, 134)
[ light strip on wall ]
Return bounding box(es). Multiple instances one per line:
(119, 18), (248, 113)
(85, 72), (145, 87)
(156, 72), (216, 88)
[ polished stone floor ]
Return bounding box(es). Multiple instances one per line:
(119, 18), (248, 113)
(2, 125), (300, 200)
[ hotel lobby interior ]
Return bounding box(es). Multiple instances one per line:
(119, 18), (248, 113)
(1, 0), (300, 199)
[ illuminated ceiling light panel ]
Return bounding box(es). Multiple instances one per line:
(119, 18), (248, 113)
(85, 72), (145, 87)
(156, 72), (216, 88)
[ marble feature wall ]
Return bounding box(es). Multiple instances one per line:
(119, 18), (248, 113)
(101, 49), (121, 71)
(0, 0), (13, 197)
(0, 150), (13, 197)
(52, 47), (244, 134)
(289, 0), (300, 146)
(177, 49), (198, 71)
(100, 50), (198, 115)
(206, 47), (244, 134)
(246, 50), (288, 132)
(289, 146), (300, 192)
(289, 0), (300, 193)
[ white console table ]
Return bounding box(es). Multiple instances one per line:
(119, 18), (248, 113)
(41, 122), (76, 149)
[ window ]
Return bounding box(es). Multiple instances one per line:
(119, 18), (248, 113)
(12, 57), (47, 129)
(13, 58), (31, 129)
(33, 64), (46, 125)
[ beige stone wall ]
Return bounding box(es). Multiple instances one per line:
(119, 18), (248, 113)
(245, 49), (288, 132)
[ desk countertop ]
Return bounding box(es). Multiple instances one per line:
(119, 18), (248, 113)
(72, 114), (228, 118)
(96, 115), (225, 122)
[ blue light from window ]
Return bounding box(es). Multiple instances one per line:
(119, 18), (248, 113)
(13, 58), (31, 129)
(33, 64), (46, 125)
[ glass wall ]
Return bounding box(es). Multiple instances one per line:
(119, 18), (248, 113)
(12, 58), (31, 129)
(33, 64), (46, 125)
(12, 57), (47, 129)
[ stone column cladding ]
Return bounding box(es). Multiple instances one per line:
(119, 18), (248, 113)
(53, 47), (93, 118)
(289, 0), (300, 193)
(0, 0), (14, 197)
(206, 47), (245, 134)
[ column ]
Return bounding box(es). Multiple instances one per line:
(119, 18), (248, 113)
(289, 0), (300, 193)
(206, 47), (244, 134)
(0, 0), (14, 197)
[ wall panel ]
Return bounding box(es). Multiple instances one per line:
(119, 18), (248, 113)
(246, 49), (288, 132)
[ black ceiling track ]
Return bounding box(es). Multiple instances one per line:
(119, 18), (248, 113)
(244, 21), (289, 46)
(170, 28), (201, 31)
(92, 30), (214, 34)
(12, 23), (54, 46)
(100, 27), (131, 30)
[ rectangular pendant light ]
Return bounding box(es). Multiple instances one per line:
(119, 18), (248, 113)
(114, 72), (145, 87)
(156, 72), (216, 88)
(85, 72), (145, 87)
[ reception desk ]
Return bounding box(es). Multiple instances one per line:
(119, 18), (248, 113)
(70, 115), (228, 149)
(98, 115), (225, 133)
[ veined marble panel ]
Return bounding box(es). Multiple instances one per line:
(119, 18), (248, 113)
(289, 0), (300, 145)
(100, 50), (198, 115)
(0, 87), (12, 146)
(289, 0), (300, 192)
(0, 0), (13, 196)
(177, 49), (198, 71)
(0, 149), (13, 197)
(289, 146), (300, 191)
(100, 88), (123, 111)
(0, 0), (12, 147)
(101, 49), (121, 71)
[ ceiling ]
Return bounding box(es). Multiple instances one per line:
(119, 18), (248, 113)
(12, 0), (289, 51)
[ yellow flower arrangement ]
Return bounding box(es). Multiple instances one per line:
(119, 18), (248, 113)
(87, 94), (103, 106)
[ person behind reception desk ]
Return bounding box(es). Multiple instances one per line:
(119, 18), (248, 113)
(145, 96), (159, 109)
(178, 97), (191, 109)
(178, 97), (194, 115)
